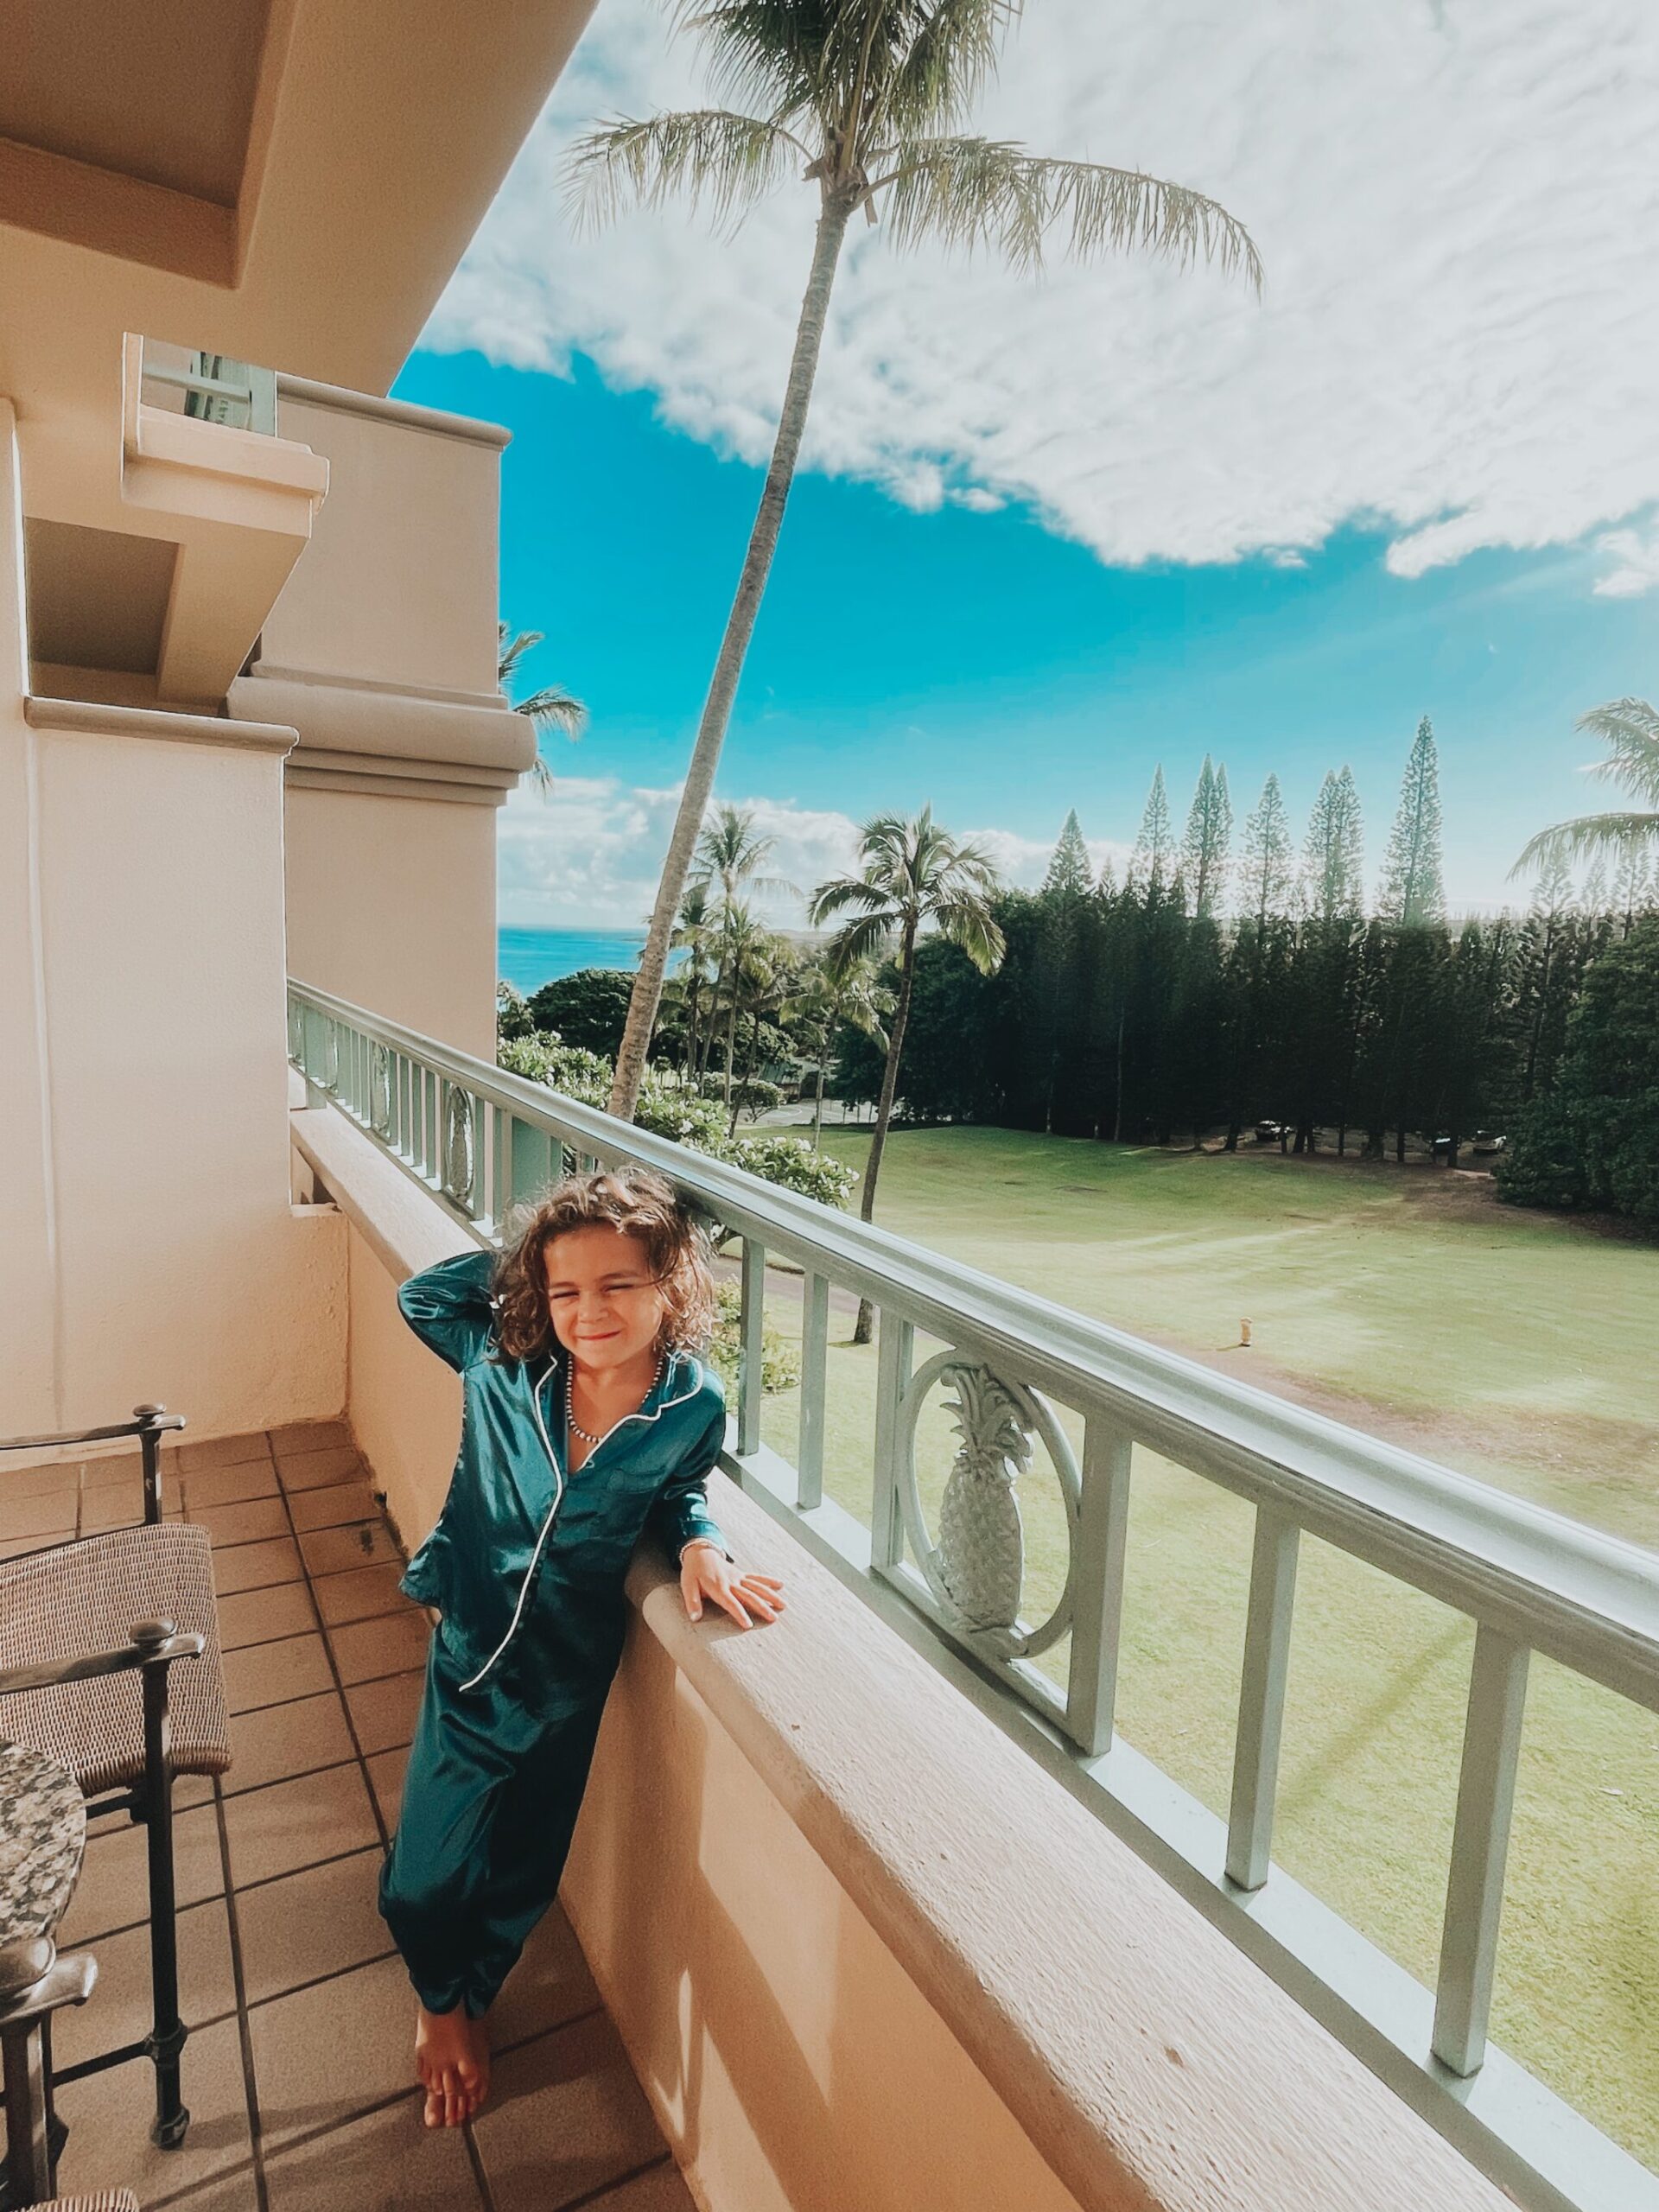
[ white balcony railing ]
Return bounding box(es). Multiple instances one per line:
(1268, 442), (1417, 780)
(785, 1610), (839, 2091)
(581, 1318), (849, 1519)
(287, 976), (1659, 2212)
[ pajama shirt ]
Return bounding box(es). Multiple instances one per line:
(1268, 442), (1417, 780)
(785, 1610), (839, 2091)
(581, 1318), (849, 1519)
(378, 1247), (732, 2018)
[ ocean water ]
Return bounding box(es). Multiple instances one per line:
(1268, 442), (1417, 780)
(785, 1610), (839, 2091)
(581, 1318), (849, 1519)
(498, 927), (685, 995)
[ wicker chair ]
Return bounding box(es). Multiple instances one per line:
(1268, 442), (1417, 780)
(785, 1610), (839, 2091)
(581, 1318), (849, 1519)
(0, 1408), (230, 2162)
(31, 2196), (140, 2210)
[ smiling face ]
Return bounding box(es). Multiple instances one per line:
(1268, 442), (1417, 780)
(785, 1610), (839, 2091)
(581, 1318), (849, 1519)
(542, 1224), (669, 1379)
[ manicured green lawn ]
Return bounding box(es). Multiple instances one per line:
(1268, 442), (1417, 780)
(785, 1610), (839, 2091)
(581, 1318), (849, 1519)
(747, 1128), (1659, 2171)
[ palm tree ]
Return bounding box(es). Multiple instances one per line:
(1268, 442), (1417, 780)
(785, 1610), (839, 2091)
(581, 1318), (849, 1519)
(1514, 697), (1659, 882)
(569, 1), (1262, 1122)
(667, 879), (721, 1079)
(727, 935), (803, 1135)
(499, 621), (586, 795)
(791, 952), (894, 1146)
(709, 900), (778, 1110)
(811, 807), (1004, 1338)
(691, 804), (798, 1096)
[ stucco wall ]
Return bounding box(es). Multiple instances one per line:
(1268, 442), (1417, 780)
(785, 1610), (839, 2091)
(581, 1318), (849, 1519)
(1, 398), (345, 1440)
(283, 782), (500, 1061)
(248, 384), (520, 1059)
(565, 1631), (1089, 2212)
(261, 389), (505, 701)
(343, 1214), (463, 1551)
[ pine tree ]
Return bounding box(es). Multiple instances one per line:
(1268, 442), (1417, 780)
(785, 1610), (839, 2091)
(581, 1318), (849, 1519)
(1042, 810), (1093, 899)
(1611, 842), (1649, 934)
(1130, 767), (1175, 893)
(1238, 775), (1294, 925)
(1180, 757), (1233, 918)
(1532, 850), (1574, 919)
(1580, 857), (1607, 916)
(1301, 766), (1365, 921)
(1377, 715), (1446, 925)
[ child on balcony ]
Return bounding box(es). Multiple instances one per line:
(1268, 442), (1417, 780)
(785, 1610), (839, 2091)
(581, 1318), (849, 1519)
(378, 1162), (785, 2130)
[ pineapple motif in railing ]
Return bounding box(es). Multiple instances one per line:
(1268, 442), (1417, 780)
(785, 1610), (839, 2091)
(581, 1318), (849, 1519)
(442, 1084), (474, 1211)
(897, 1353), (1080, 1663)
(369, 1043), (393, 1141)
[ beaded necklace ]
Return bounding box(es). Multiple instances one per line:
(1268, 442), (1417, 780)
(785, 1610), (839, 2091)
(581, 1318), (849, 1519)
(565, 1347), (666, 1449)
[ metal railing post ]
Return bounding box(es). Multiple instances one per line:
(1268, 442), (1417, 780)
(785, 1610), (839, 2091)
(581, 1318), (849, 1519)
(1226, 1508), (1301, 1892)
(1433, 1626), (1530, 2076)
(1066, 1418), (1133, 1757)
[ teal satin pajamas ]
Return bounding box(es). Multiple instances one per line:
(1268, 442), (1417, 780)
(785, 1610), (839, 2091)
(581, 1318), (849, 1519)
(378, 1247), (731, 2018)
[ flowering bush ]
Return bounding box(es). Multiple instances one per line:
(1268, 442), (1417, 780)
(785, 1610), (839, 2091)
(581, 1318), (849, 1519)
(721, 1134), (857, 1210)
(498, 1029), (856, 1212)
(707, 1281), (802, 1399)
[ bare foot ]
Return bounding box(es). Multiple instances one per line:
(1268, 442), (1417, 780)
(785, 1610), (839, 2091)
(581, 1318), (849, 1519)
(415, 2004), (477, 2129)
(461, 2011), (491, 2116)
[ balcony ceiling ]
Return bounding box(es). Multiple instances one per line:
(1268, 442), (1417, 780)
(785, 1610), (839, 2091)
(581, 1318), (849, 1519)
(0, 0), (270, 206)
(0, 0), (595, 551)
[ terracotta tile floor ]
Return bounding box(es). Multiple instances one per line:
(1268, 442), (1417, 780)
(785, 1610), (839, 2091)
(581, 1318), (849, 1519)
(12, 1421), (693, 2212)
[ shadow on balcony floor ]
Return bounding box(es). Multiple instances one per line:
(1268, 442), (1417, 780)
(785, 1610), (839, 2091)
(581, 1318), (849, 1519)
(18, 1421), (692, 2212)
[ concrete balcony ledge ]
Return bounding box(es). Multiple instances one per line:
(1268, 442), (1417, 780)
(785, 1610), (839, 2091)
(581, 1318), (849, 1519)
(607, 1480), (1510, 2212)
(25, 692), (297, 755)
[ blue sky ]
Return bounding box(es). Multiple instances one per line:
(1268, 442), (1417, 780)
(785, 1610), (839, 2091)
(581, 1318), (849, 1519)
(395, 345), (1655, 922)
(401, 0), (1659, 931)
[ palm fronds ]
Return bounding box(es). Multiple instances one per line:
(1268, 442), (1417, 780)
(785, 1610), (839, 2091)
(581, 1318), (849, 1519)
(880, 137), (1262, 282)
(566, 109), (809, 233)
(499, 621), (586, 796)
(671, 1), (834, 125)
(1513, 695), (1659, 879)
(865, 0), (1021, 144)
(1575, 698), (1659, 804)
(1513, 810), (1659, 876)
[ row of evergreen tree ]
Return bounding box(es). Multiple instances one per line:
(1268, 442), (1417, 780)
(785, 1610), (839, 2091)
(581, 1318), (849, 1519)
(834, 722), (1656, 1159)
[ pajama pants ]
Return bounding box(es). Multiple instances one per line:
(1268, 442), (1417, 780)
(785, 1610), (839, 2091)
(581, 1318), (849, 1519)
(378, 1630), (608, 2018)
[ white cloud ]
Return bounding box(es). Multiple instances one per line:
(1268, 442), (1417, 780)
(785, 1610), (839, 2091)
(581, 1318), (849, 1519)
(1592, 520), (1659, 598)
(428, 0), (1659, 582)
(498, 777), (1127, 928)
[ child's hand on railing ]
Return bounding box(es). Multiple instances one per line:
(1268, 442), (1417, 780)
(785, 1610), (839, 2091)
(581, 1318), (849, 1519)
(679, 1540), (785, 1630)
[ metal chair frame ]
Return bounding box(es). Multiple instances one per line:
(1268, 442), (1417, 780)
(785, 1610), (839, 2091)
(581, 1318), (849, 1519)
(0, 1408), (207, 2172)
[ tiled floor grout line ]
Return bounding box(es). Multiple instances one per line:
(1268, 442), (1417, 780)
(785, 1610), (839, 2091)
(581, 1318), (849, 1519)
(269, 1433), (402, 1859)
(239, 2001), (613, 2179)
(563, 2149), (677, 2212)
(212, 1773), (273, 2212)
(461, 2120), (499, 2212)
(241, 1945), (401, 2015)
(228, 1662), (423, 1726)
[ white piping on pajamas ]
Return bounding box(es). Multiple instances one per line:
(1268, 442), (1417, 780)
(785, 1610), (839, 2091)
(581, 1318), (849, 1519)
(456, 1353), (705, 1693)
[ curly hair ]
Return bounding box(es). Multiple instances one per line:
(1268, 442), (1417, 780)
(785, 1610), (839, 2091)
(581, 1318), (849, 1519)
(492, 1162), (716, 1365)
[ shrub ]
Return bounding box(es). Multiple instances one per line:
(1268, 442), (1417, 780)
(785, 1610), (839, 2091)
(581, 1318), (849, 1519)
(497, 1034), (856, 1212)
(497, 1032), (611, 1106)
(707, 1280), (802, 1400)
(728, 1077), (785, 1117)
(722, 1134), (858, 1209)
(1497, 917), (1659, 1224)
(525, 969), (636, 1058)
(497, 982), (535, 1043)
(633, 1080), (730, 1153)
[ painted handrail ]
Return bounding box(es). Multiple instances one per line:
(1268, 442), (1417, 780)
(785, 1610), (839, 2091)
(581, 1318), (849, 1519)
(287, 976), (1658, 2212)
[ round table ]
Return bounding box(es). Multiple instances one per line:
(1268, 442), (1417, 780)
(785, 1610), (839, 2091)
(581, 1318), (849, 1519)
(0, 1738), (86, 1999)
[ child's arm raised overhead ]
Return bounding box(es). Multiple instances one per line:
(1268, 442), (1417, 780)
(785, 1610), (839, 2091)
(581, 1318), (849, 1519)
(397, 1246), (499, 1373)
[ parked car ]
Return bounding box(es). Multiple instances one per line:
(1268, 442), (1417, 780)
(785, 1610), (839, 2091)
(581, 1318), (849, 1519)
(1471, 1130), (1508, 1155)
(1255, 1120), (1287, 1144)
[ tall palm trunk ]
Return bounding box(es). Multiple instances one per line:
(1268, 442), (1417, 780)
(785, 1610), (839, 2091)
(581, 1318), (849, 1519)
(851, 923), (916, 1344)
(608, 200), (853, 1120)
(722, 990), (741, 1108)
(683, 972), (702, 1083)
(812, 1056), (826, 1148)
